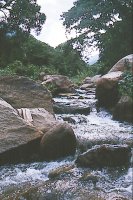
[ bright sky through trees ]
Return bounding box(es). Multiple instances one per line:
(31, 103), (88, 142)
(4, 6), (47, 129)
(34, 0), (75, 47)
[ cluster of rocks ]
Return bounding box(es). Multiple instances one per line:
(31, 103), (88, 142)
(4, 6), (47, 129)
(95, 54), (133, 123)
(0, 54), (132, 165)
(0, 76), (76, 165)
(79, 55), (133, 123)
(40, 73), (75, 95)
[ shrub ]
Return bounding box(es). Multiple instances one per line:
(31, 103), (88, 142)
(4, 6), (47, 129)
(71, 62), (102, 85)
(119, 71), (133, 98)
(118, 60), (133, 98)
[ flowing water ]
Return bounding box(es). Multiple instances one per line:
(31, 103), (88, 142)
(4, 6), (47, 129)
(0, 89), (132, 200)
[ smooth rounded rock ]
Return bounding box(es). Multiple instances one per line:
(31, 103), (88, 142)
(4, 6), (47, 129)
(40, 123), (77, 161)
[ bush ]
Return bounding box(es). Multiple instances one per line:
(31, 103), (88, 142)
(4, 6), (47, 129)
(119, 71), (133, 98)
(71, 63), (102, 85)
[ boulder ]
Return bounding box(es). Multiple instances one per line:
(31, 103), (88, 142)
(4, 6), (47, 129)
(113, 96), (133, 123)
(80, 75), (101, 90)
(96, 71), (122, 107)
(18, 108), (56, 133)
(41, 74), (75, 95)
(0, 98), (43, 165)
(109, 54), (133, 73)
(0, 76), (53, 113)
(53, 103), (91, 115)
(40, 123), (77, 161)
(76, 144), (131, 167)
(96, 55), (133, 108)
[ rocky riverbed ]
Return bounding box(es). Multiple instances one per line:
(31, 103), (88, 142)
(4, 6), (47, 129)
(0, 88), (132, 200)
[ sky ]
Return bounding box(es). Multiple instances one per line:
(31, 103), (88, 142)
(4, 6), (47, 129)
(34, 0), (75, 47)
(33, 0), (99, 64)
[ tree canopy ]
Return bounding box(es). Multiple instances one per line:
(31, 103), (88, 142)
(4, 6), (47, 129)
(0, 0), (46, 67)
(0, 0), (46, 34)
(61, 0), (133, 70)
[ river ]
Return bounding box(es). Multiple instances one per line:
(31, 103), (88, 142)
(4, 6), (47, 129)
(0, 88), (132, 200)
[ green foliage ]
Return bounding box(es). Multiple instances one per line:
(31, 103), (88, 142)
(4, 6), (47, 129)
(118, 61), (133, 98)
(0, 1), (46, 67)
(22, 36), (55, 66)
(71, 62), (102, 85)
(54, 41), (86, 76)
(0, 60), (40, 79)
(61, 0), (133, 68)
(0, 0), (46, 35)
(0, 60), (60, 80)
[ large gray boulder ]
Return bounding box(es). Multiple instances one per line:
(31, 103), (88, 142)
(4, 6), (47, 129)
(40, 123), (77, 161)
(0, 76), (53, 113)
(76, 144), (131, 167)
(0, 98), (43, 165)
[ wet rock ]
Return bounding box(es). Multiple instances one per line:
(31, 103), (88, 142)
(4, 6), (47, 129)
(41, 74), (75, 95)
(62, 116), (76, 124)
(96, 55), (133, 108)
(79, 172), (99, 185)
(81, 75), (101, 90)
(40, 123), (76, 161)
(48, 164), (74, 178)
(80, 83), (95, 90)
(113, 96), (133, 123)
(0, 75), (53, 113)
(96, 71), (122, 107)
(53, 103), (91, 115)
(76, 144), (131, 167)
(0, 98), (43, 165)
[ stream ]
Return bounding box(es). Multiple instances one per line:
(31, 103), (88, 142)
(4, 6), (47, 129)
(0, 88), (132, 200)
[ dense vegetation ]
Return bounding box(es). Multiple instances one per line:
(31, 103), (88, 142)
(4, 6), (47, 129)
(61, 0), (133, 72)
(118, 60), (133, 98)
(0, 0), (88, 79)
(0, 0), (132, 95)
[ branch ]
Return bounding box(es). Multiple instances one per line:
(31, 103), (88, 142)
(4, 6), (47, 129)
(0, 9), (8, 20)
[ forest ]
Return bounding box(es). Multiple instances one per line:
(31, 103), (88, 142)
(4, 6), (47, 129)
(0, 0), (132, 95)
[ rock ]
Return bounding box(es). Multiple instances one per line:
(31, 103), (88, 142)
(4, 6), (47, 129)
(40, 123), (76, 161)
(63, 116), (76, 124)
(0, 75), (53, 113)
(109, 54), (133, 73)
(18, 108), (56, 133)
(96, 55), (133, 108)
(79, 172), (99, 185)
(113, 96), (133, 123)
(0, 98), (43, 165)
(80, 83), (94, 90)
(96, 71), (123, 107)
(41, 74), (75, 95)
(53, 103), (91, 115)
(48, 164), (74, 178)
(76, 144), (131, 167)
(80, 75), (101, 90)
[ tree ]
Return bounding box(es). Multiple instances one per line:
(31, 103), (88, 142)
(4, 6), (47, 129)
(61, 0), (133, 70)
(0, 0), (46, 67)
(54, 41), (86, 76)
(0, 0), (46, 34)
